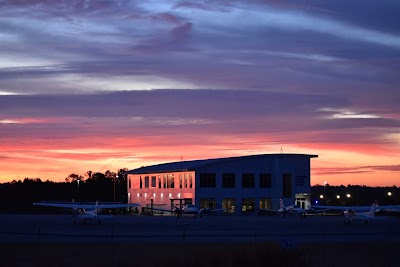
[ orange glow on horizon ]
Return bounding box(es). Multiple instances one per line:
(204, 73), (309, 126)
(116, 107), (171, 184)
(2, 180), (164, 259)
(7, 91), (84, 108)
(0, 134), (399, 187)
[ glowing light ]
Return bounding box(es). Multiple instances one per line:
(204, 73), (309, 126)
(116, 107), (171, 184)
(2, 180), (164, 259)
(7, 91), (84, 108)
(388, 192), (392, 196)
(169, 193), (172, 198)
(319, 195), (324, 199)
(136, 193), (139, 197)
(145, 193), (147, 197)
(161, 193), (164, 198)
(153, 193), (156, 197)
(177, 193), (181, 198)
(346, 194), (351, 198)
(336, 195), (340, 199)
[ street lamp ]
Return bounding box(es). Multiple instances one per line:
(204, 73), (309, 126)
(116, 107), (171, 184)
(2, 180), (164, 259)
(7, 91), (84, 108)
(77, 179), (80, 201)
(346, 194), (351, 198)
(388, 192), (392, 196)
(319, 195), (324, 199)
(336, 195), (340, 199)
(114, 175), (118, 202)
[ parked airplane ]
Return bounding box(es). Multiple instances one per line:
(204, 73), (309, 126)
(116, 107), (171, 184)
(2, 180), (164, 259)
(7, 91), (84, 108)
(151, 204), (227, 218)
(311, 204), (375, 212)
(278, 199), (308, 218)
(33, 201), (141, 224)
(343, 203), (377, 224)
(311, 202), (378, 223)
(260, 199), (307, 218)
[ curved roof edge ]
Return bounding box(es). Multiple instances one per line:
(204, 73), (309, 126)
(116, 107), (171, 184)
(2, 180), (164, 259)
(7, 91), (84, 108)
(126, 153), (318, 175)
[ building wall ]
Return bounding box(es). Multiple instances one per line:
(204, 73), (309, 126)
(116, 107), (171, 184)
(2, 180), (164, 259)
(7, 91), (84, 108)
(194, 155), (311, 213)
(127, 154), (313, 214)
(127, 171), (195, 209)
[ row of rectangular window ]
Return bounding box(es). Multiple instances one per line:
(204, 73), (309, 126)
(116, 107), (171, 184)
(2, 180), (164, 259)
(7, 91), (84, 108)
(136, 173), (193, 189)
(201, 173), (272, 188)
(200, 198), (273, 212)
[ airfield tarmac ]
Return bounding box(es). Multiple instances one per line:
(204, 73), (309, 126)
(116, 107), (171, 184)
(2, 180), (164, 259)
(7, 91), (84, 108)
(1, 214), (400, 266)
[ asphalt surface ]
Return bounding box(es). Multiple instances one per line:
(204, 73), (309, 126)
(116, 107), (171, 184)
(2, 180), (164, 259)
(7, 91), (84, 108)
(1, 213), (399, 245)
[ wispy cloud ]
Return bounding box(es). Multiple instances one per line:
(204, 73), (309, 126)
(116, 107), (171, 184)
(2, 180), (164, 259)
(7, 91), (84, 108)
(0, 0), (399, 185)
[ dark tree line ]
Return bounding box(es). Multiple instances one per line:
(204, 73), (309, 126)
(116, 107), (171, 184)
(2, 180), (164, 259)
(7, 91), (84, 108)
(1, 174), (399, 213)
(311, 184), (400, 206)
(0, 168), (129, 213)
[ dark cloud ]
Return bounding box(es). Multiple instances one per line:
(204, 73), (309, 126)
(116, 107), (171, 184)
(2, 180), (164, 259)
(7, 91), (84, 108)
(0, 90), (398, 149)
(315, 164), (400, 175)
(256, 0), (400, 34)
(148, 12), (183, 25)
(0, 89), (340, 119)
(171, 22), (193, 41)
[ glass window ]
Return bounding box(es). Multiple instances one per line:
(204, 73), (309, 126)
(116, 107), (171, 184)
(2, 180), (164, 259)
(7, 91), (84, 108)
(184, 174), (188, 188)
(144, 176), (149, 188)
(222, 198), (235, 213)
(260, 173), (272, 188)
(283, 173), (292, 198)
(242, 173), (255, 188)
(168, 174), (174, 188)
(242, 198), (255, 212)
(222, 173), (235, 188)
(259, 198), (272, 210)
(199, 173), (216, 188)
(199, 198), (216, 209)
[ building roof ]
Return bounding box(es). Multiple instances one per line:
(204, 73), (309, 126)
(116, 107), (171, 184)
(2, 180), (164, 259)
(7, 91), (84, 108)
(126, 153), (318, 175)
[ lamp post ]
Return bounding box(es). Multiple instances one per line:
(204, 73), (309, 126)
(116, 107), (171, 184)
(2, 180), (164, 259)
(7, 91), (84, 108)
(114, 175), (118, 202)
(77, 179), (80, 201)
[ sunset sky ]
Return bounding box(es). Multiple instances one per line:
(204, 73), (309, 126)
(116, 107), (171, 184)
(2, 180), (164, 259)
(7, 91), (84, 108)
(0, 0), (399, 186)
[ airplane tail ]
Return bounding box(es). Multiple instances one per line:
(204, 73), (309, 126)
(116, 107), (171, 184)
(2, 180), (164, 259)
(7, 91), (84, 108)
(280, 199), (284, 209)
(369, 203), (377, 218)
(95, 200), (98, 216)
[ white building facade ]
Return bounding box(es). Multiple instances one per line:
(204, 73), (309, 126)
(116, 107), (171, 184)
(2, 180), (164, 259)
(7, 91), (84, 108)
(126, 153), (317, 214)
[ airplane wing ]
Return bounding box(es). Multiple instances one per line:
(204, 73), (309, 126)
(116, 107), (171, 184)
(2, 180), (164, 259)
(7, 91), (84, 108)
(151, 207), (174, 212)
(373, 205), (400, 212)
(33, 202), (140, 209)
(305, 207), (332, 214)
(199, 207), (230, 213)
(311, 205), (373, 212)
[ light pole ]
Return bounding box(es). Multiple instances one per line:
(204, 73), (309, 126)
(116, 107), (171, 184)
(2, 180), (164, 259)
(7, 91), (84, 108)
(114, 175), (118, 202)
(77, 179), (80, 201)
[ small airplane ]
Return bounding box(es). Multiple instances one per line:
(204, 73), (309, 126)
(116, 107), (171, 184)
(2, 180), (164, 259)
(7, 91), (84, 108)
(311, 202), (378, 223)
(151, 204), (227, 218)
(33, 201), (141, 224)
(260, 199), (307, 218)
(278, 199), (307, 218)
(343, 203), (377, 224)
(311, 204), (376, 212)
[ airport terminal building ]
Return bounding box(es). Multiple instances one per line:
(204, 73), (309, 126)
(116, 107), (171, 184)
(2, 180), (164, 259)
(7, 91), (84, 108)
(126, 153), (318, 214)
